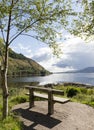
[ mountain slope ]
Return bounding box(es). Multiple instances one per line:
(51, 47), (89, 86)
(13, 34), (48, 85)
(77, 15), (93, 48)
(76, 67), (94, 73)
(0, 41), (50, 76)
(64, 67), (94, 73)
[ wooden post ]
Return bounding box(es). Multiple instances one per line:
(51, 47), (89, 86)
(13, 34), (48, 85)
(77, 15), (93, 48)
(29, 88), (34, 108)
(48, 90), (54, 115)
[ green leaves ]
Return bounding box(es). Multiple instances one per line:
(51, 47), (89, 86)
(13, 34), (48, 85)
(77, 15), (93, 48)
(69, 0), (94, 40)
(0, 0), (75, 54)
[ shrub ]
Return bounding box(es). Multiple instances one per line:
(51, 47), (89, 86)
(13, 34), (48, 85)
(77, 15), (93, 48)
(80, 87), (87, 94)
(88, 102), (94, 107)
(67, 88), (80, 98)
(87, 89), (94, 95)
(10, 96), (27, 104)
(9, 88), (19, 96)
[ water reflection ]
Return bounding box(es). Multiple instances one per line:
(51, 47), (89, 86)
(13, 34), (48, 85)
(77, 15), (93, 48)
(8, 73), (94, 87)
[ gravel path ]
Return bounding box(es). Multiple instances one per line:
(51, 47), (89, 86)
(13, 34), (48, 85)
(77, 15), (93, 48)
(12, 101), (94, 130)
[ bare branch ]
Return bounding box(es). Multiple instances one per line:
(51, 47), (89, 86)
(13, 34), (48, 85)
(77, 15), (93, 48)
(9, 19), (40, 45)
(21, 33), (49, 46)
(21, 33), (39, 40)
(10, 31), (19, 40)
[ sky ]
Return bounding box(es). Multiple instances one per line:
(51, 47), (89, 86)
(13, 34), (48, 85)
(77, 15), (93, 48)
(1, 0), (94, 73)
(10, 34), (94, 73)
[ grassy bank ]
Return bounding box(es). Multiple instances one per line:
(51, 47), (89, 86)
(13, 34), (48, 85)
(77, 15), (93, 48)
(0, 85), (94, 130)
(54, 85), (94, 107)
(0, 87), (28, 130)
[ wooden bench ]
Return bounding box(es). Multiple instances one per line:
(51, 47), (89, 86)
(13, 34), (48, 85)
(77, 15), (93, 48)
(25, 86), (70, 115)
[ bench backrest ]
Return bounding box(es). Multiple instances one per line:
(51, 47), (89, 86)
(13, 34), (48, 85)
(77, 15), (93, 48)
(25, 85), (64, 95)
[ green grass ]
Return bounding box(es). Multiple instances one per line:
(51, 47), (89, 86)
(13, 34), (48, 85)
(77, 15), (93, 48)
(0, 87), (28, 130)
(0, 85), (94, 130)
(0, 115), (22, 130)
(54, 85), (94, 107)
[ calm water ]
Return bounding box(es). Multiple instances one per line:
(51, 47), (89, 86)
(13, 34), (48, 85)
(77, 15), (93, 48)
(8, 73), (94, 86)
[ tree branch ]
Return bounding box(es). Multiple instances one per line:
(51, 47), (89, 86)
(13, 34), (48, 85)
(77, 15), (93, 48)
(6, 0), (13, 46)
(21, 33), (49, 46)
(21, 33), (39, 40)
(9, 19), (40, 45)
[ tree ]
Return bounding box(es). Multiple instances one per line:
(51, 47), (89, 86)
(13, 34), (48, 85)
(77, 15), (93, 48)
(69, 0), (94, 40)
(0, 0), (74, 119)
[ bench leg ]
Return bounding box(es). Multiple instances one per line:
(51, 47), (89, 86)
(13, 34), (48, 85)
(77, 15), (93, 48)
(29, 89), (34, 108)
(48, 91), (54, 115)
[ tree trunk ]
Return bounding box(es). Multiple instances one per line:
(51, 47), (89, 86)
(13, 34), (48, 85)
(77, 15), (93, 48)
(1, 69), (9, 118)
(1, 45), (9, 119)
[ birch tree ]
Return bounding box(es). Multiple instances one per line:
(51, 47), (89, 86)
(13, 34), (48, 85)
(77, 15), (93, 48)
(70, 0), (94, 40)
(0, 0), (74, 119)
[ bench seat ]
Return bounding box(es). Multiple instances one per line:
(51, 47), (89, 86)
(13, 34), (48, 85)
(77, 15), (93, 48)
(25, 86), (70, 115)
(27, 92), (70, 104)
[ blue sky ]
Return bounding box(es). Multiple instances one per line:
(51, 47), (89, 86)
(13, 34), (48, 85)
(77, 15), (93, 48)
(1, 0), (94, 72)
(10, 33), (94, 72)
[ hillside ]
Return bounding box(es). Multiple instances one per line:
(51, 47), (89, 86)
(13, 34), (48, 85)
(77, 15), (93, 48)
(64, 67), (94, 73)
(0, 41), (50, 76)
(76, 67), (94, 73)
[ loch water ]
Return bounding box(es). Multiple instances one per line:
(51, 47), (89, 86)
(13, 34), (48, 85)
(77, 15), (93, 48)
(8, 73), (94, 87)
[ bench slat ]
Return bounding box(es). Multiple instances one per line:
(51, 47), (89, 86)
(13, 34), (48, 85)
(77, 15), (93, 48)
(27, 92), (70, 104)
(53, 96), (70, 103)
(25, 86), (70, 115)
(34, 92), (48, 99)
(25, 85), (64, 95)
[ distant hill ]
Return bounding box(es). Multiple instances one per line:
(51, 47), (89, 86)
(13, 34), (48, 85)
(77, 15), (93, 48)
(0, 40), (50, 76)
(76, 67), (94, 73)
(64, 67), (94, 73)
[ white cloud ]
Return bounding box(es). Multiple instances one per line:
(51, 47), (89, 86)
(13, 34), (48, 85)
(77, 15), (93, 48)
(10, 36), (94, 73)
(32, 36), (94, 72)
(10, 43), (33, 58)
(32, 47), (54, 70)
(32, 47), (52, 61)
(55, 37), (94, 71)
